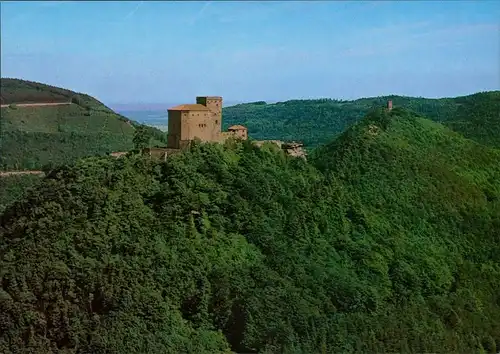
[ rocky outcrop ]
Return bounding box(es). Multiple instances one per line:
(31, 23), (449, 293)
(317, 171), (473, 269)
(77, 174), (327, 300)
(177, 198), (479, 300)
(282, 142), (307, 159)
(253, 140), (306, 159)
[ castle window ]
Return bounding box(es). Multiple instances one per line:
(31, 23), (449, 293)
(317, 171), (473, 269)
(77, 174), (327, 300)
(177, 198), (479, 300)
(215, 120), (218, 124)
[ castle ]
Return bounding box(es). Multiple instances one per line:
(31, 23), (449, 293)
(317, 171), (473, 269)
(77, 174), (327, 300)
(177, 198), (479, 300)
(121, 95), (305, 160)
(166, 96), (248, 149)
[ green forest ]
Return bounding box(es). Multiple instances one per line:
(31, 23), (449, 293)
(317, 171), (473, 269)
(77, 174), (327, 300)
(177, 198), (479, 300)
(0, 174), (42, 213)
(1, 106), (499, 353)
(223, 91), (500, 149)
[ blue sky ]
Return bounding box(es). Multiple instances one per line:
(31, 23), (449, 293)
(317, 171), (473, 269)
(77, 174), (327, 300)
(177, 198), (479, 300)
(1, 1), (499, 106)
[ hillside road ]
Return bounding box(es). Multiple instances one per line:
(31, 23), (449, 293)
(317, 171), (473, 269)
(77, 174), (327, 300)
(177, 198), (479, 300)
(0, 102), (71, 108)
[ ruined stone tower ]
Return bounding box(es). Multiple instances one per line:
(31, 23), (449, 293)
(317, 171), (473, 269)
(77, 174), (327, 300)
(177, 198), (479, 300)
(387, 100), (393, 111)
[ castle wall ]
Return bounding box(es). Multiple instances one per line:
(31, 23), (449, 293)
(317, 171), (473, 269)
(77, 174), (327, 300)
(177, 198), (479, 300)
(181, 110), (220, 142)
(220, 132), (233, 142)
(178, 111), (189, 141)
(167, 110), (182, 149)
(143, 147), (181, 161)
(179, 140), (192, 149)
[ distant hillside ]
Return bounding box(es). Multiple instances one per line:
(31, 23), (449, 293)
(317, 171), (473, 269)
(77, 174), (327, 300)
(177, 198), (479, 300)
(0, 78), (167, 170)
(1, 108), (499, 353)
(442, 91), (500, 148)
(1, 78), (114, 113)
(222, 91), (500, 149)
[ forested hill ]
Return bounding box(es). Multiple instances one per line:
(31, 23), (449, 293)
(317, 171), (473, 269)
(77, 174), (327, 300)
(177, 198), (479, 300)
(1, 108), (499, 353)
(0, 78), (167, 170)
(223, 91), (500, 149)
(1, 77), (113, 111)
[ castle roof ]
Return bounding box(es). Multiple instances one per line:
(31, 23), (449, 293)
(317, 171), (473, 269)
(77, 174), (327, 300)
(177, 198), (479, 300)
(228, 125), (247, 131)
(168, 104), (210, 111)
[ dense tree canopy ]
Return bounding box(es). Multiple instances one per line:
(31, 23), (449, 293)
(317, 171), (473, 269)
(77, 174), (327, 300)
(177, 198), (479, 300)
(1, 108), (499, 353)
(223, 91), (500, 149)
(0, 174), (42, 213)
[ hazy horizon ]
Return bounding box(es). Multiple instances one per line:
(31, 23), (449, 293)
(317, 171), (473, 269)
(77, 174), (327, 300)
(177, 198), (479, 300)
(1, 1), (499, 104)
(109, 88), (500, 112)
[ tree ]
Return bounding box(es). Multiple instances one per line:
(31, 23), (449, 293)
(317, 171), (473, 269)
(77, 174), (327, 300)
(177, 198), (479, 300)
(132, 126), (152, 151)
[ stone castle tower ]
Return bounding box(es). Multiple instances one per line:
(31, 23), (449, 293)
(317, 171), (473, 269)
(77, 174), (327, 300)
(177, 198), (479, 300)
(167, 96), (223, 149)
